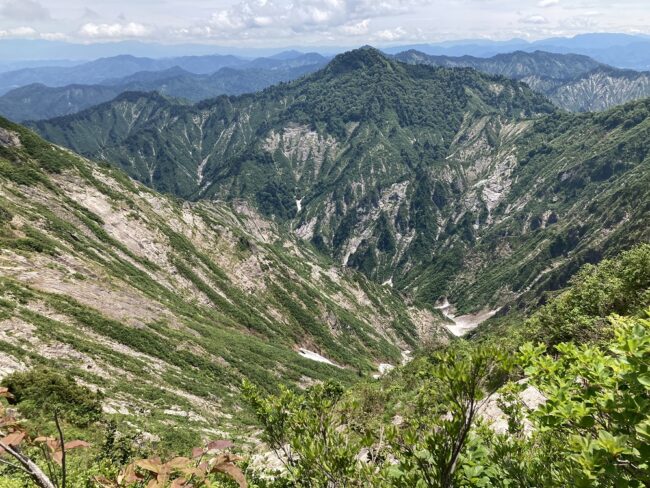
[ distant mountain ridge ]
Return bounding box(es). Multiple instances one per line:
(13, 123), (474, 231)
(0, 53), (329, 121)
(0, 63), (327, 122)
(32, 48), (650, 318)
(395, 50), (650, 112)
(0, 52), (329, 95)
(383, 33), (650, 70)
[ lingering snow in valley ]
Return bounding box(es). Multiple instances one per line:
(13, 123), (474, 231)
(436, 298), (499, 336)
(296, 198), (303, 212)
(378, 363), (395, 374)
(401, 350), (412, 366)
(372, 351), (411, 379)
(298, 348), (340, 367)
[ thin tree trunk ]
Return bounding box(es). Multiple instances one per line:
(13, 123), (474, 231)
(0, 442), (57, 488)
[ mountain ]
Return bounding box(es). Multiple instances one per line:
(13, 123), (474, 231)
(0, 115), (439, 439)
(395, 50), (650, 112)
(544, 66), (650, 112)
(384, 33), (650, 70)
(0, 52), (331, 96)
(0, 54), (247, 95)
(0, 83), (123, 122)
(394, 50), (603, 81)
(32, 48), (649, 323)
(0, 62), (327, 122)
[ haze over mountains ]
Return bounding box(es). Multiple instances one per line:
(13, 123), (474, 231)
(2, 33), (650, 69)
(2, 43), (650, 124)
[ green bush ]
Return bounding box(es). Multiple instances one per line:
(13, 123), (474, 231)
(2, 367), (103, 427)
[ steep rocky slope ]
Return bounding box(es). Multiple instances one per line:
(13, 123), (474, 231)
(31, 48), (650, 319)
(0, 117), (438, 439)
(395, 50), (650, 112)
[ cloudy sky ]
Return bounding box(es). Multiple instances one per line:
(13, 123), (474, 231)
(0, 0), (648, 46)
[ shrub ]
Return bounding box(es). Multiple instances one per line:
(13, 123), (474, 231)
(2, 367), (103, 427)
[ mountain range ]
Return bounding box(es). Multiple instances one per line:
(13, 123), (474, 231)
(0, 62), (326, 122)
(0, 42), (648, 477)
(3, 33), (650, 69)
(0, 52), (329, 95)
(396, 50), (650, 112)
(31, 47), (650, 319)
(2, 49), (649, 124)
(383, 33), (650, 70)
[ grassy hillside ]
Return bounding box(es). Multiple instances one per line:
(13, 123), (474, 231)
(0, 116), (439, 443)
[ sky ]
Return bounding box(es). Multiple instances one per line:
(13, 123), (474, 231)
(0, 0), (648, 47)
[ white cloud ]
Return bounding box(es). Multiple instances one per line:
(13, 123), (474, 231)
(374, 26), (407, 41)
(537, 0), (559, 7)
(39, 32), (67, 40)
(78, 22), (151, 39)
(340, 19), (370, 35)
(0, 0), (50, 21)
(522, 15), (549, 24)
(192, 0), (423, 38)
(0, 26), (37, 37)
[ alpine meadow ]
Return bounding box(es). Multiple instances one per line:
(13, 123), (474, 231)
(0, 2), (649, 487)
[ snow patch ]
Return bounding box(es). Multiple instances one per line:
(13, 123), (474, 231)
(436, 299), (499, 336)
(298, 348), (340, 367)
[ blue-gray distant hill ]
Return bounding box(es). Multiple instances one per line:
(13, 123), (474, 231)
(0, 54), (329, 121)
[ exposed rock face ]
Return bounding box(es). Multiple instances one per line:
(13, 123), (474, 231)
(0, 118), (444, 437)
(30, 49), (650, 318)
(0, 127), (20, 147)
(396, 49), (650, 113)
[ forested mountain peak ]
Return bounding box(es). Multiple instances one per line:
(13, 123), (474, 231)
(30, 50), (650, 322)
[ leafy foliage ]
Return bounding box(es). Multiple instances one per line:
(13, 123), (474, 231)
(2, 368), (103, 427)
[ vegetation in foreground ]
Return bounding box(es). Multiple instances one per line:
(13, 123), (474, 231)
(1, 244), (648, 487)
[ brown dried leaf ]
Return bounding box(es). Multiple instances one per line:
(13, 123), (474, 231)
(93, 475), (117, 488)
(206, 440), (233, 452)
(191, 447), (204, 459)
(64, 440), (91, 450)
(52, 451), (63, 466)
(0, 387), (13, 399)
(137, 458), (163, 474)
(34, 436), (55, 443)
(166, 456), (191, 470)
(1, 431), (25, 446)
(170, 479), (187, 488)
(117, 463), (141, 485)
(47, 439), (60, 452)
(214, 462), (248, 488)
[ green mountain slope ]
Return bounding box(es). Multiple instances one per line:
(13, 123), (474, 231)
(31, 48), (650, 321)
(395, 49), (650, 112)
(0, 116), (438, 439)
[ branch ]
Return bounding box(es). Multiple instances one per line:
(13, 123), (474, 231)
(0, 441), (56, 488)
(0, 455), (31, 474)
(54, 412), (66, 488)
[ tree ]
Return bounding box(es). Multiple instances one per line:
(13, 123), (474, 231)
(243, 380), (377, 487)
(386, 344), (511, 487)
(520, 313), (650, 486)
